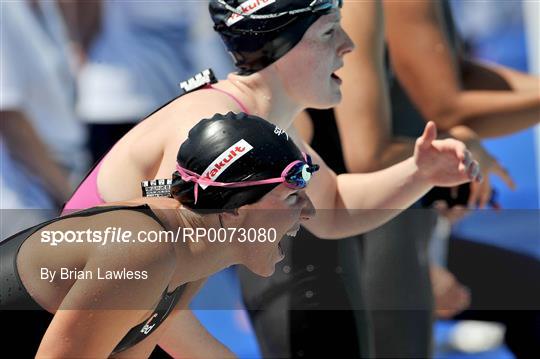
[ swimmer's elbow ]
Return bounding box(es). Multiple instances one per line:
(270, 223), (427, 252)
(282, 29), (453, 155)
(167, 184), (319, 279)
(421, 97), (463, 132)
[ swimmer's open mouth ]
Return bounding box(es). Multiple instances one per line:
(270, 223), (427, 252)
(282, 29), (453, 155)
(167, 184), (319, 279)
(331, 72), (342, 84)
(278, 241), (284, 256)
(286, 224), (301, 237)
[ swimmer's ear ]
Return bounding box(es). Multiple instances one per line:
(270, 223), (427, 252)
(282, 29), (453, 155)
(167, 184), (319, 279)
(218, 209), (241, 228)
(222, 208), (239, 216)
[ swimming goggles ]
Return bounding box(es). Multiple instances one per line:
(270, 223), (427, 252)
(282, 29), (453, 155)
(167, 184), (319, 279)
(175, 152), (319, 204)
(217, 0), (342, 21)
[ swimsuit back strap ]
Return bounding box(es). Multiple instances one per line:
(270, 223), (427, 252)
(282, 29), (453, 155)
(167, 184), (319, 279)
(207, 84), (250, 114)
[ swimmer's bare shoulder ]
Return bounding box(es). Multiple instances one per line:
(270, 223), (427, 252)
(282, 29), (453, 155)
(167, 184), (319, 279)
(34, 211), (177, 357)
(89, 208), (176, 260)
(99, 84), (246, 201)
(155, 85), (250, 178)
(26, 208), (176, 284)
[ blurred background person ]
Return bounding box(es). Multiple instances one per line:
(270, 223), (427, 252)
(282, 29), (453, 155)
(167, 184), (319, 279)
(446, 1), (540, 357)
(384, 0), (539, 139)
(363, 0), (539, 357)
(293, 2), (475, 357)
(1, 0), (87, 238)
(294, 0), (538, 358)
(62, 0), (232, 163)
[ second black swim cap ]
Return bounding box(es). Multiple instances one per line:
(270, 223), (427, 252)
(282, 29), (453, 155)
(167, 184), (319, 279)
(210, 0), (342, 75)
(171, 112), (304, 212)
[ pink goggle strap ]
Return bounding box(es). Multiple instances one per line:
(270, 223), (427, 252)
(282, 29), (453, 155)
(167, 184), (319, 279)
(174, 152), (309, 204)
(175, 162), (303, 204)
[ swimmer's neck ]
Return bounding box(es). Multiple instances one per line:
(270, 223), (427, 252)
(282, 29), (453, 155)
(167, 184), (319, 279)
(225, 69), (303, 129)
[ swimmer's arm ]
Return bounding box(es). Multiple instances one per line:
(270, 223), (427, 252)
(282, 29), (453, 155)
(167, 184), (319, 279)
(37, 309), (148, 358)
(159, 310), (236, 358)
(463, 60), (539, 94)
(158, 279), (237, 358)
(383, 0), (540, 138)
(335, 2), (505, 209)
(302, 146), (425, 238)
(298, 126), (477, 239)
(336, 0), (414, 172)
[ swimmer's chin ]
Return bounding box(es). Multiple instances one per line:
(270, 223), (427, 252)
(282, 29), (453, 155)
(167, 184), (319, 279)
(259, 267), (276, 278)
(249, 263), (279, 278)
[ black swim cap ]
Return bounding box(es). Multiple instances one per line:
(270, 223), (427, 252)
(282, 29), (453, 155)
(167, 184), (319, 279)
(171, 112), (304, 212)
(210, 0), (342, 75)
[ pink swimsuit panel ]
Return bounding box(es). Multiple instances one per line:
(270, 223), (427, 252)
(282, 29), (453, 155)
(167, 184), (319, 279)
(62, 161), (104, 214)
(61, 86), (249, 214)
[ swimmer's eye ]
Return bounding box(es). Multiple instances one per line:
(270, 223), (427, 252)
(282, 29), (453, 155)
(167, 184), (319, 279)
(286, 193), (299, 205)
(324, 29), (335, 36)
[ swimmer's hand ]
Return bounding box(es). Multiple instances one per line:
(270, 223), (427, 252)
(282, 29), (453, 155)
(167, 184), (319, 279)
(414, 122), (481, 187)
(431, 264), (471, 319)
(449, 126), (516, 209)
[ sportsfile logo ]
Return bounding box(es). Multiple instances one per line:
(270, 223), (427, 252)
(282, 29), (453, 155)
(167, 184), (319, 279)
(200, 139), (253, 189)
(226, 0), (276, 27)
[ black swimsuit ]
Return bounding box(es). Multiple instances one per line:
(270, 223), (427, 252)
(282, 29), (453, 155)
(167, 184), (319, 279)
(0, 205), (185, 356)
(238, 109), (369, 358)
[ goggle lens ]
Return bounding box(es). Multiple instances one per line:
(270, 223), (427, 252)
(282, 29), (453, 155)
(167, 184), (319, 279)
(285, 155), (318, 189)
(312, 0), (343, 13)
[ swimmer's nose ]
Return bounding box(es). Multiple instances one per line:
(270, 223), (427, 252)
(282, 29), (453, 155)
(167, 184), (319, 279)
(338, 27), (355, 57)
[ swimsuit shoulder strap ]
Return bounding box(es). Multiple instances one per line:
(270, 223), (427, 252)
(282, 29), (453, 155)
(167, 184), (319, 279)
(206, 84), (250, 114)
(60, 205), (167, 234)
